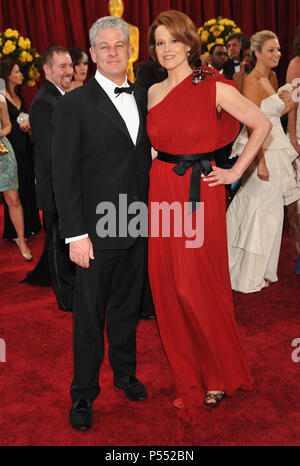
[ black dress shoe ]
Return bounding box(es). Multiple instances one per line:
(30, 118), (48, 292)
(69, 398), (93, 430)
(114, 375), (147, 401)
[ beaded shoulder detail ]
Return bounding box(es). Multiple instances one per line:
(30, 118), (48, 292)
(192, 68), (216, 85)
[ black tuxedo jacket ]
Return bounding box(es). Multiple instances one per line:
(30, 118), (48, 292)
(29, 80), (62, 213)
(223, 59), (237, 80)
(51, 77), (152, 250)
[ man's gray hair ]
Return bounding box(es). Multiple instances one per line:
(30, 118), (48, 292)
(89, 16), (130, 48)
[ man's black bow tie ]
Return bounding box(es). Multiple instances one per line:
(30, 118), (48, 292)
(114, 86), (134, 97)
(234, 61), (240, 66)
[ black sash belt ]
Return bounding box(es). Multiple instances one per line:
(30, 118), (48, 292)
(157, 151), (214, 212)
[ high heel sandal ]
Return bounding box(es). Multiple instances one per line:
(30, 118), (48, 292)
(15, 238), (32, 261)
(205, 391), (226, 408)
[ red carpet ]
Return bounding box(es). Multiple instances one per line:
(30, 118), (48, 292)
(0, 205), (299, 446)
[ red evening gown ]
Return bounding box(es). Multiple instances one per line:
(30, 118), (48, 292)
(147, 69), (253, 425)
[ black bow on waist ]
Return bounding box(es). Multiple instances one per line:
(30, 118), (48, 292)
(157, 151), (214, 213)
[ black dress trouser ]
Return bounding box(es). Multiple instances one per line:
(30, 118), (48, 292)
(44, 211), (75, 310)
(70, 238), (147, 403)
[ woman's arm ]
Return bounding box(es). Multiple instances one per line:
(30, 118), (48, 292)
(204, 80), (272, 186)
(286, 58), (300, 153)
(233, 62), (247, 93)
(242, 76), (270, 180)
(0, 101), (12, 138)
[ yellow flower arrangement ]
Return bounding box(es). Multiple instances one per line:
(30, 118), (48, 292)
(0, 28), (41, 86)
(4, 28), (19, 39)
(198, 16), (243, 58)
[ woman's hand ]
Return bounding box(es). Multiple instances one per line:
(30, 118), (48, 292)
(203, 165), (241, 187)
(19, 120), (31, 132)
(257, 160), (269, 181)
(278, 90), (293, 114)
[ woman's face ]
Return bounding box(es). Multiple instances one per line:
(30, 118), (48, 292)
(154, 25), (190, 71)
(256, 38), (281, 69)
(74, 59), (88, 83)
(8, 64), (24, 87)
(242, 48), (251, 66)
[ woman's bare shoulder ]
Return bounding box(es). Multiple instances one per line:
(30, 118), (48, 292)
(148, 81), (164, 96)
(148, 81), (167, 109)
(242, 71), (266, 91)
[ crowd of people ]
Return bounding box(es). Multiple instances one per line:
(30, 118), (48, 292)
(0, 10), (299, 429)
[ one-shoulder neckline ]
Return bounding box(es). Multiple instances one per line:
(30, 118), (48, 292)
(148, 73), (192, 113)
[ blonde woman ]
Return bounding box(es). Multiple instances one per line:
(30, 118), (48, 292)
(227, 30), (300, 293)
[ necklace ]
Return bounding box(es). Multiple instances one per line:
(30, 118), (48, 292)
(254, 68), (268, 78)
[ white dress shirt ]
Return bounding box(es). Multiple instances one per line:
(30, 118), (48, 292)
(65, 70), (140, 244)
(95, 70), (140, 144)
(55, 85), (65, 95)
(233, 61), (241, 73)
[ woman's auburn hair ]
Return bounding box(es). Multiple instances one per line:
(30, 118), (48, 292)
(148, 10), (201, 67)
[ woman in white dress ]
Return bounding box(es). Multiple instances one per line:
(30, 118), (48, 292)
(286, 26), (300, 274)
(226, 30), (300, 293)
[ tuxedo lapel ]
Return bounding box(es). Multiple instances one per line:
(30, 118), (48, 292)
(44, 79), (63, 101)
(89, 77), (134, 143)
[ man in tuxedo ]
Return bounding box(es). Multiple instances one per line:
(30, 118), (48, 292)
(28, 47), (75, 310)
(208, 44), (228, 73)
(223, 33), (248, 80)
(52, 16), (152, 430)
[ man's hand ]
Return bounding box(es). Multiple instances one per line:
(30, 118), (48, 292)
(69, 237), (94, 268)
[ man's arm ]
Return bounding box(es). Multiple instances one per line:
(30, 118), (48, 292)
(29, 100), (54, 175)
(51, 96), (94, 268)
(51, 96), (86, 238)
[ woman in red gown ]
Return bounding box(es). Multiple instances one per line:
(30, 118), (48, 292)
(147, 10), (272, 424)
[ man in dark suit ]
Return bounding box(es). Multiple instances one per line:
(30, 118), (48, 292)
(52, 16), (152, 430)
(208, 44), (228, 73)
(28, 47), (75, 310)
(223, 33), (248, 80)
